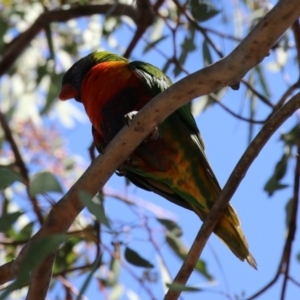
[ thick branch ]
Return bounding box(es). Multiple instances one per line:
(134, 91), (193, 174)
(0, 4), (137, 76)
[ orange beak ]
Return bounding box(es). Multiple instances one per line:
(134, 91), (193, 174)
(59, 84), (79, 101)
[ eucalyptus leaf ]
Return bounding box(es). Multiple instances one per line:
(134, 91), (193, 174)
(0, 19), (8, 52)
(76, 255), (102, 300)
(41, 71), (63, 115)
(124, 247), (154, 268)
(156, 218), (183, 237)
(0, 168), (23, 190)
(190, 0), (220, 22)
(29, 171), (63, 196)
(202, 41), (212, 66)
(79, 191), (111, 228)
(18, 235), (68, 283)
(264, 152), (289, 196)
(174, 29), (196, 76)
(0, 211), (23, 232)
(166, 282), (201, 292)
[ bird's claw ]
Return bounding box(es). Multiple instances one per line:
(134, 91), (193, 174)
(115, 165), (126, 176)
(123, 111), (139, 127)
(145, 126), (159, 141)
(123, 111), (159, 142)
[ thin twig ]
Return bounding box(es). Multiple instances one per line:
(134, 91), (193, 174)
(210, 94), (266, 124)
(0, 111), (44, 225)
(288, 276), (300, 288)
(240, 79), (274, 108)
(268, 80), (300, 119)
(246, 127), (300, 300)
(280, 137), (300, 300)
(123, 0), (155, 58)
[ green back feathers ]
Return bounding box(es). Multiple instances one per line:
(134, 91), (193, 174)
(128, 60), (219, 190)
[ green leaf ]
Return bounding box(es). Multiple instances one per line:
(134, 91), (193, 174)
(124, 247), (154, 268)
(157, 255), (171, 294)
(166, 232), (213, 280)
(29, 171), (63, 196)
(202, 41), (212, 66)
(17, 221), (34, 240)
(0, 19), (8, 52)
(0, 168), (23, 190)
(280, 125), (300, 146)
(264, 151), (289, 196)
(79, 191), (111, 228)
(100, 242), (121, 287)
(76, 255), (101, 300)
(0, 235), (68, 298)
(166, 282), (201, 292)
(162, 60), (172, 74)
(41, 71), (63, 115)
(54, 236), (81, 273)
(297, 253), (300, 262)
(0, 211), (23, 232)
(45, 26), (55, 60)
(264, 178), (288, 196)
(190, 0), (220, 22)
(18, 235), (68, 283)
(174, 29), (196, 76)
(254, 65), (271, 97)
(156, 218), (183, 237)
(36, 63), (48, 86)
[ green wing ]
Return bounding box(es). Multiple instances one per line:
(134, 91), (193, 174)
(129, 61), (221, 192)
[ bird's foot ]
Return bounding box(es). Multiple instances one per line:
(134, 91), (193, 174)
(115, 157), (140, 176)
(123, 111), (139, 127)
(123, 111), (159, 141)
(115, 164), (126, 177)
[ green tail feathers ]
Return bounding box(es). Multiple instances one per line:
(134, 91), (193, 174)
(196, 204), (257, 269)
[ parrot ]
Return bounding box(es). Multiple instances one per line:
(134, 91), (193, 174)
(59, 51), (257, 269)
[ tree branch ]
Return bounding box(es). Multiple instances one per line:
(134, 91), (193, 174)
(280, 136), (300, 299)
(246, 127), (300, 300)
(123, 0), (156, 58)
(164, 90), (300, 300)
(0, 4), (138, 76)
(26, 253), (56, 300)
(0, 112), (44, 225)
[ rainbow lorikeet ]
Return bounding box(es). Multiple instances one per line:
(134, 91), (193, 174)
(59, 51), (256, 269)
